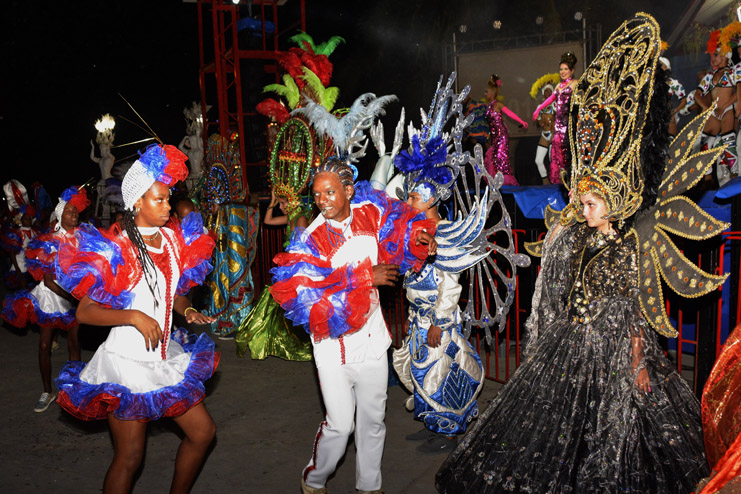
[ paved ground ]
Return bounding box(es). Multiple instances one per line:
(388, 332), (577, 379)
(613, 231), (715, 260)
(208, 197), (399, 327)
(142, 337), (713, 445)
(0, 316), (502, 493)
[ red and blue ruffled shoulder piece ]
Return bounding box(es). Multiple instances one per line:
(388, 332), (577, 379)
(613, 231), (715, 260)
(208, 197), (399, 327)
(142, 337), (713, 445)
(271, 229), (377, 341)
(353, 181), (436, 273)
(55, 224), (139, 309)
(270, 182), (435, 342)
(25, 232), (61, 281)
(168, 212), (216, 295)
(0, 226), (23, 254)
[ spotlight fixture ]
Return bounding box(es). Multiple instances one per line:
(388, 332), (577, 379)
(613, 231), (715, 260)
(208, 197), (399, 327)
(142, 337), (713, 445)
(574, 11), (583, 21)
(536, 16), (544, 25)
(493, 20), (502, 30)
(459, 24), (467, 33)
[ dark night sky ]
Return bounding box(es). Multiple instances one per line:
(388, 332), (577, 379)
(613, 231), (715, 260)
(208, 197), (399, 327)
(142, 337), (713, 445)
(2, 0), (687, 202)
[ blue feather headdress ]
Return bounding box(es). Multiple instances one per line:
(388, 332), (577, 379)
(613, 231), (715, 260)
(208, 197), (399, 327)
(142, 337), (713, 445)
(393, 72), (473, 204)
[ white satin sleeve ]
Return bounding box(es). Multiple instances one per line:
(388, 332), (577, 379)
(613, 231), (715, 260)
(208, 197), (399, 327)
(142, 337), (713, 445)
(434, 269), (463, 331)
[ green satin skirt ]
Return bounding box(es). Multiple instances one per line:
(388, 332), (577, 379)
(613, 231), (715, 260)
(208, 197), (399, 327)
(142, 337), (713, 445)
(235, 286), (313, 361)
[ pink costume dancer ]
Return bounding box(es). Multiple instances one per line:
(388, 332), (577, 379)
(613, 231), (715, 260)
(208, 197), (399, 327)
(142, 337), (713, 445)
(483, 74), (528, 185)
(533, 52), (578, 184)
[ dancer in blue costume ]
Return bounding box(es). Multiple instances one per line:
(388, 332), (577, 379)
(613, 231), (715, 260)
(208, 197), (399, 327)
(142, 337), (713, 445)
(388, 74), (527, 454)
(200, 134), (259, 338)
(54, 144), (219, 494)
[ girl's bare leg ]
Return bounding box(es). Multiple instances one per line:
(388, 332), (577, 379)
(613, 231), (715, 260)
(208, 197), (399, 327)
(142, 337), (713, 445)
(104, 415), (147, 494)
(169, 402), (216, 494)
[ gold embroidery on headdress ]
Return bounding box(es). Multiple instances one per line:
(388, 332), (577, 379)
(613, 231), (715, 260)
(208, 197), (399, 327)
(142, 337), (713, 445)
(562, 13), (661, 224)
(527, 13), (730, 337)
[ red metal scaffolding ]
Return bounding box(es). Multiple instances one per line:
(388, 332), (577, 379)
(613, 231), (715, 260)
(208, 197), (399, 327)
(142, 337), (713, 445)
(196, 0), (306, 193)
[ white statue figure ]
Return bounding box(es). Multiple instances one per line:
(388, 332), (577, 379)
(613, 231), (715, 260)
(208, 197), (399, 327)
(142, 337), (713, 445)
(178, 102), (205, 178)
(91, 114), (116, 181)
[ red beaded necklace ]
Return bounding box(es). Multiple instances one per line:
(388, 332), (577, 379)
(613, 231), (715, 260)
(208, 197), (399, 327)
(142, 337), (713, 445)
(148, 232), (176, 360)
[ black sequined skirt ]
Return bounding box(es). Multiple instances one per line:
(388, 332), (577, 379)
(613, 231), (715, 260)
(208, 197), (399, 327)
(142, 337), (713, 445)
(436, 299), (708, 493)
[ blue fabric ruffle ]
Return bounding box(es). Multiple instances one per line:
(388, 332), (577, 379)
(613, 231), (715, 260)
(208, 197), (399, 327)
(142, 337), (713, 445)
(25, 235), (60, 276)
(0, 228), (22, 254)
(175, 212), (214, 296)
(272, 257), (367, 337)
(180, 211), (205, 245)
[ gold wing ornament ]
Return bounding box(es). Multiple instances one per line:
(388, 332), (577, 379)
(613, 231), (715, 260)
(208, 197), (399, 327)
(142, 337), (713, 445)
(628, 107), (728, 337)
(524, 204), (562, 257)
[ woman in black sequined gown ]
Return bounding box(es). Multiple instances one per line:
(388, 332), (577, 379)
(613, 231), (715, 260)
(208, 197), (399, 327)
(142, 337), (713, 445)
(436, 13), (713, 493)
(435, 210), (708, 493)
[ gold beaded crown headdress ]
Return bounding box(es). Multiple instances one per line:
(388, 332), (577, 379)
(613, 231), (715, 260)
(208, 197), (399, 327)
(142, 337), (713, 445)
(561, 13), (661, 224)
(527, 12), (729, 338)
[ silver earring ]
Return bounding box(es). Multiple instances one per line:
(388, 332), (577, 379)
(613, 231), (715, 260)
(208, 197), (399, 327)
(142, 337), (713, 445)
(135, 208), (140, 216)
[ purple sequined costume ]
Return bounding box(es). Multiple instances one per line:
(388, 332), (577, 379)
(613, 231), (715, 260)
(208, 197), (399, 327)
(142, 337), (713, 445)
(484, 102), (519, 185)
(550, 80), (573, 184)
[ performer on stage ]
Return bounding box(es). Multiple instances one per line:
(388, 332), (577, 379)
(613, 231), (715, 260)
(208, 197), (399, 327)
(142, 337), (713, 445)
(2, 187), (89, 412)
(530, 73), (560, 184)
(437, 14), (722, 493)
(483, 74), (528, 185)
(533, 52), (578, 184)
(54, 144), (219, 494)
(658, 57), (687, 136)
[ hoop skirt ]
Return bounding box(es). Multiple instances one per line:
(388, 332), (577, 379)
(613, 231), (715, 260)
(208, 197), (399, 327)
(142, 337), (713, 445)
(2, 283), (76, 330)
(234, 286), (312, 361)
(56, 329), (218, 421)
(436, 224), (708, 493)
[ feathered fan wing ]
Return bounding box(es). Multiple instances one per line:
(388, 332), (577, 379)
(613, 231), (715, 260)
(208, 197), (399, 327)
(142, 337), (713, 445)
(455, 145), (531, 342)
(263, 74), (300, 110)
(300, 67), (339, 111)
(315, 36), (346, 56)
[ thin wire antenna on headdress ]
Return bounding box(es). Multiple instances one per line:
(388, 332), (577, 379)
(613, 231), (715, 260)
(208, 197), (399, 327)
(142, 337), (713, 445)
(77, 178), (96, 190)
(117, 93), (162, 145)
(115, 114), (155, 139)
(111, 137), (157, 149)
